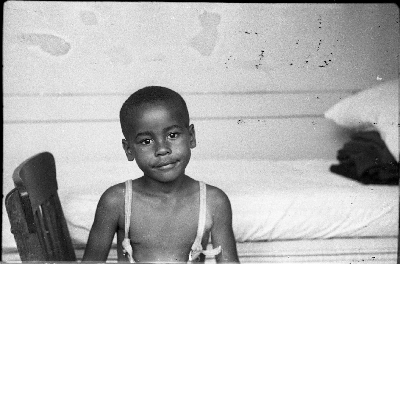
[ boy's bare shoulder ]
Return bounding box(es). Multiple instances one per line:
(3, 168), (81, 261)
(97, 182), (125, 208)
(205, 183), (232, 209)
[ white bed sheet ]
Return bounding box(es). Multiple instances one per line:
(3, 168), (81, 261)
(2, 159), (398, 250)
(195, 159), (398, 242)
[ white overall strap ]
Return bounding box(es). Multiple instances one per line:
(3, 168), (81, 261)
(194, 181), (207, 249)
(122, 179), (135, 263)
(188, 181), (222, 262)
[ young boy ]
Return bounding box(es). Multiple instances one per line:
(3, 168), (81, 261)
(83, 86), (239, 263)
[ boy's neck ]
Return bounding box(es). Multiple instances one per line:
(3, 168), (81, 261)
(139, 174), (194, 198)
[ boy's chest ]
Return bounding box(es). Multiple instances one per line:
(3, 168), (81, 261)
(128, 198), (210, 248)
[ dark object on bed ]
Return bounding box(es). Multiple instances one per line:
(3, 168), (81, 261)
(5, 152), (77, 262)
(330, 131), (399, 185)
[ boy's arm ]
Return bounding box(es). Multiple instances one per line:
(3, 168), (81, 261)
(82, 186), (122, 262)
(210, 188), (240, 264)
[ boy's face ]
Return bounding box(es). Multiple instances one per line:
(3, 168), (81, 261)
(122, 100), (196, 183)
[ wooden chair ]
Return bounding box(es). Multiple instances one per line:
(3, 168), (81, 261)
(5, 152), (76, 262)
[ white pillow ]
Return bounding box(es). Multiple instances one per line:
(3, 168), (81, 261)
(324, 79), (399, 161)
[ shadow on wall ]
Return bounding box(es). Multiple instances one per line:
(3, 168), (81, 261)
(17, 33), (71, 56)
(189, 11), (221, 56)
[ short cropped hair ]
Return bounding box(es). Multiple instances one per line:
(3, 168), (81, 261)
(120, 86), (190, 139)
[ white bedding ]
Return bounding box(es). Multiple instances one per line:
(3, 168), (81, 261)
(2, 159), (398, 251)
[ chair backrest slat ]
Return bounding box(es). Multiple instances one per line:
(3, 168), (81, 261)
(34, 205), (56, 261)
(5, 189), (47, 261)
(12, 152), (58, 213)
(39, 196), (75, 261)
(42, 199), (60, 260)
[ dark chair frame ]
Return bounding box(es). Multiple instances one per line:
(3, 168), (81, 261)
(5, 152), (76, 262)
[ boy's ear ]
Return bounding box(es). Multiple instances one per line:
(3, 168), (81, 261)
(122, 139), (135, 161)
(188, 124), (196, 149)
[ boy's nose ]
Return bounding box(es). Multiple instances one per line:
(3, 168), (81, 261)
(155, 140), (171, 156)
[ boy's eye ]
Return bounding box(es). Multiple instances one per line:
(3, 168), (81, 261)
(168, 132), (180, 139)
(139, 138), (153, 145)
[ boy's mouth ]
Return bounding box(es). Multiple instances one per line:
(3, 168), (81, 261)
(153, 160), (178, 170)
